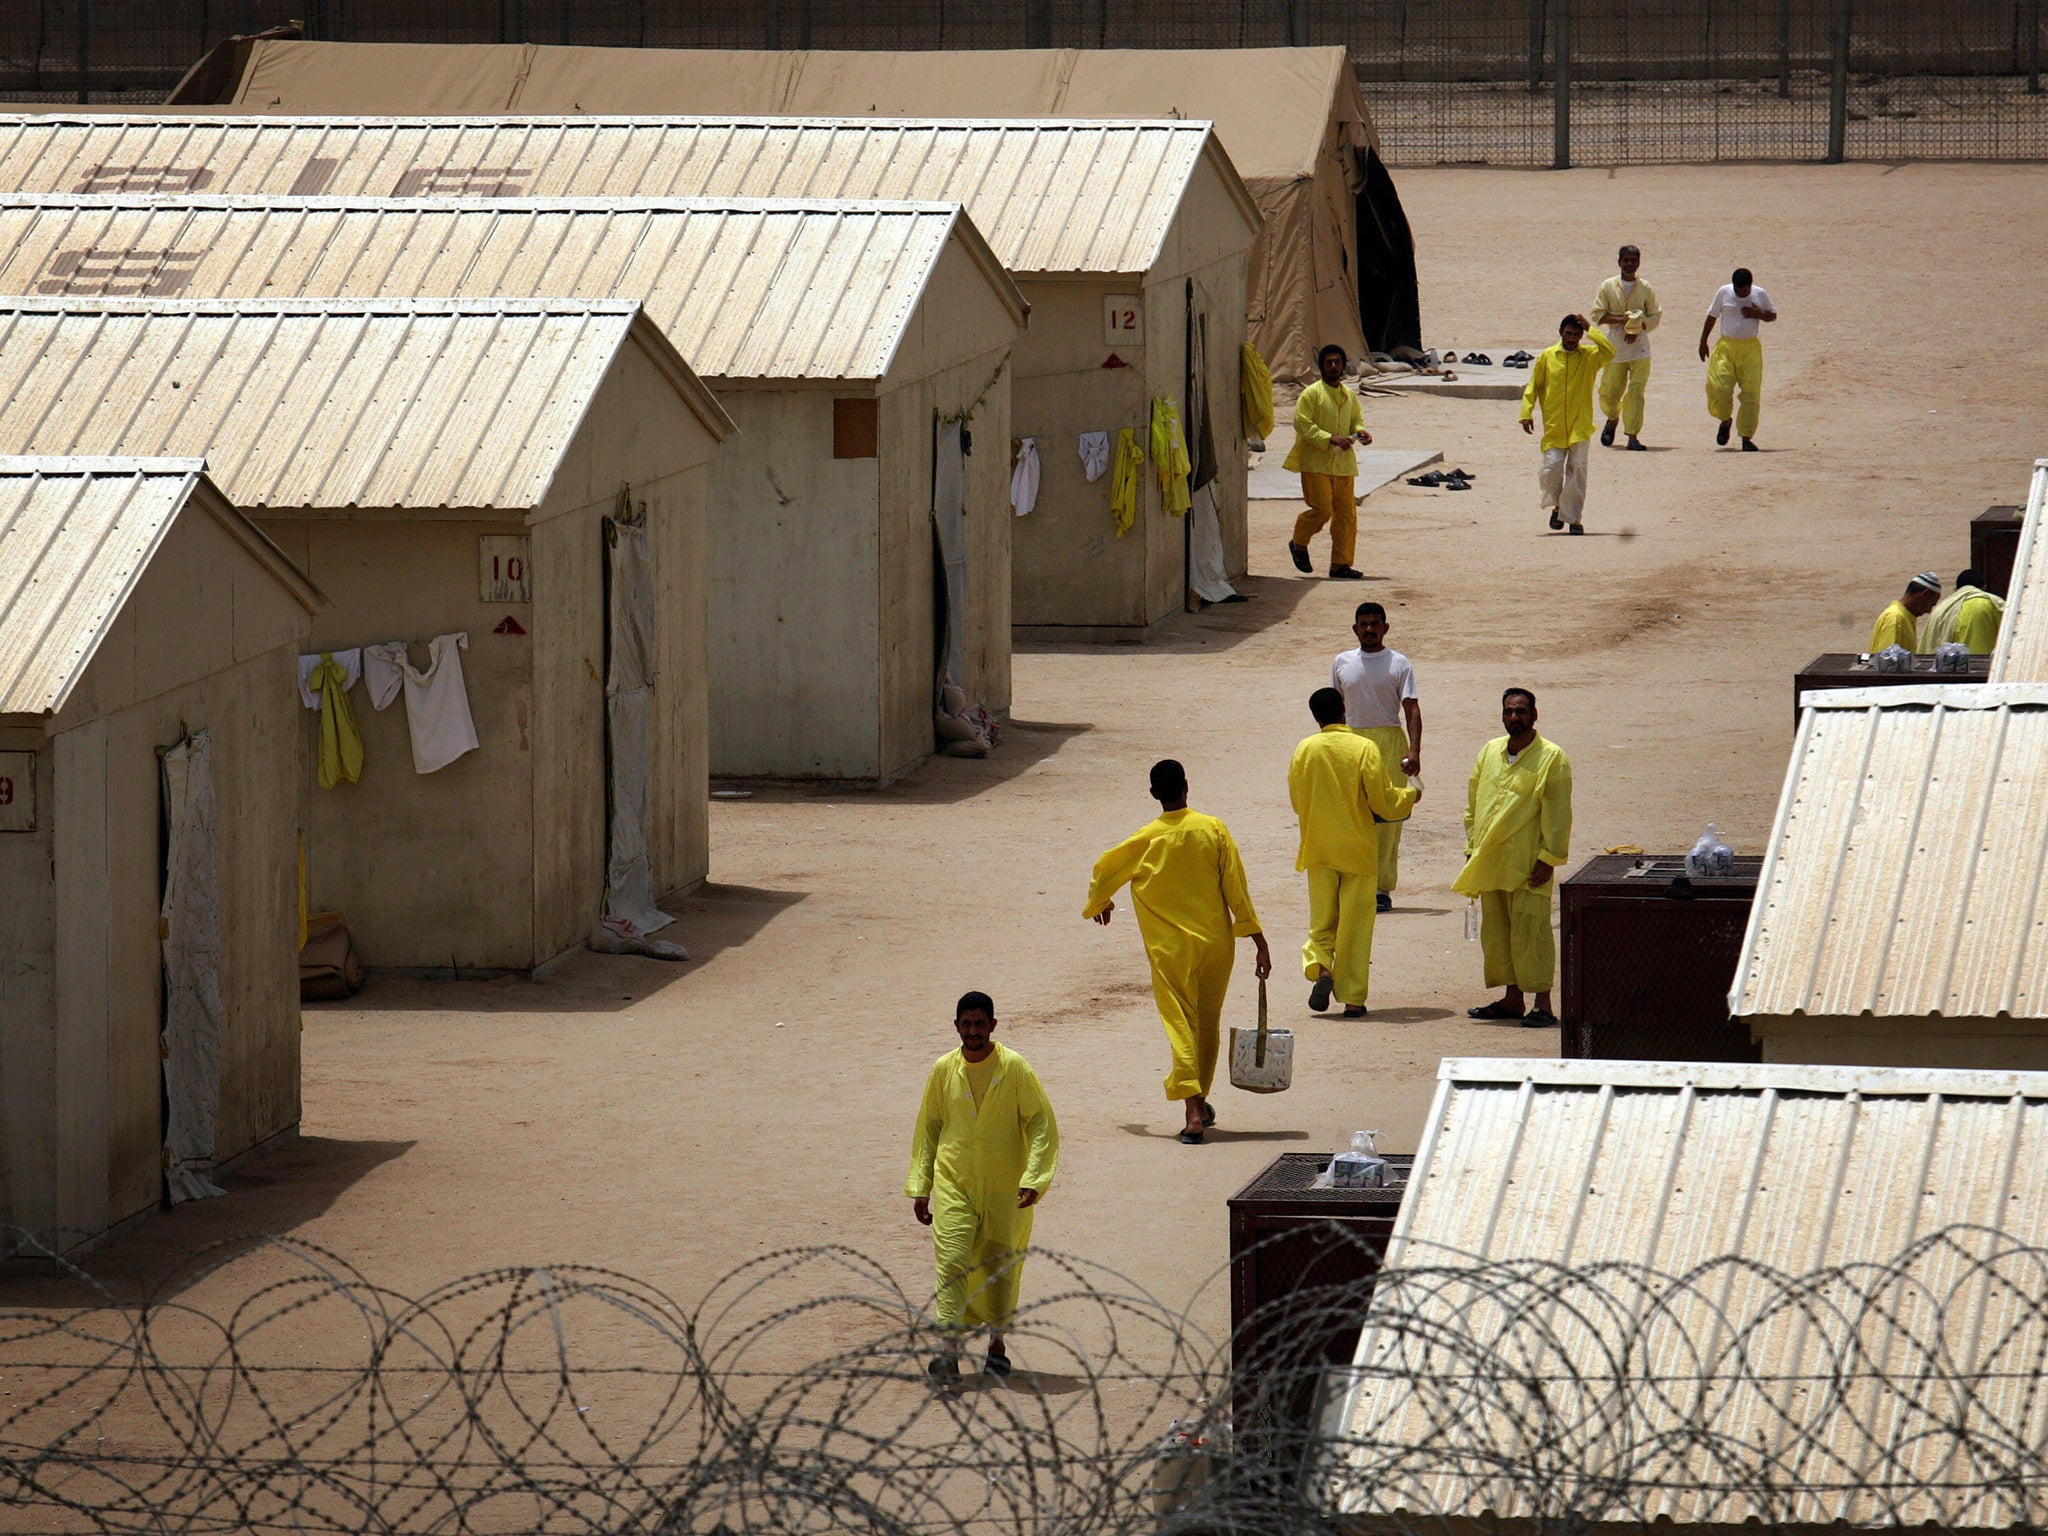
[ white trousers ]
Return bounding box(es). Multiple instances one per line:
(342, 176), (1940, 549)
(1538, 440), (1590, 526)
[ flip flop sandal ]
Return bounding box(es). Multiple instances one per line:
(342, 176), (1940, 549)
(1626, 439), (1647, 451)
(1549, 513), (1565, 530)
(1467, 1001), (1527, 1021)
(1442, 350), (1459, 363)
(1220, 593), (1251, 603)
(1342, 1006), (1369, 1018)
(1467, 353), (1492, 365)
(1449, 468), (1476, 479)
(1444, 479), (1470, 490)
(1408, 470), (1445, 486)
(1309, 972), (1334, 1011)
(1741, 439), (1759, 452)
(1288, 541), (1312, 573)
(1178, 1129), (1205, 1145)
(985, 1349), (1013, 1377)
(1524, 1008), (1559, 1027)
(1568, 523), (1585, 534)
(929, 1355), (962, 1386)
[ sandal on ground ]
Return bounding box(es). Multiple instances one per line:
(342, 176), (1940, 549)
(1221, 592), (1251, 603)
(1407, 470), (1445, 486)
(1549, 512), (1564, 530)
(1309, 971), (1334, 1011)
(1524, 1008), (1559, 1028)
(1443, 477), (1470, 490)
(1626, 438), (1646, 451)
(1568, 523), (1584, 535)
(929, 1354), (962, 1385)
(1467, 352), (1492, 365)
(1328, 566), (1365, 579)
(1716, 420), (1732, 445)
(1343, 1005), (1369, 1018)
(1376, 892), (1393, 913)
(1201, 1102), (1216, 1127)
(1467, 1000), (1526, 1020)
(985, 1345), (1013, 1377)
(1288, 540), (1312, 573)
(1177, 1129), (1205, 1145)
(1742, 439), (1759, 451)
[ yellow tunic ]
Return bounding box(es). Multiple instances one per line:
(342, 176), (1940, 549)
(1870, 599), (1921, 654)
(1454, 736), (1573, 897)
(904, 1042), (1059, 1330)
(1590, 274), (1661, 346)
(1955, 594), (2003, 655)
(1519, 329), (1616, 450)
(1084, 808), (1261, 1101)
(1288, 725), (1419, 876)
(1150, 396), (1191, 515)
(1283, 380), (1366, 478)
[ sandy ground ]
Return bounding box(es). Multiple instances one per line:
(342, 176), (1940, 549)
(34, 165), (2048, 1359)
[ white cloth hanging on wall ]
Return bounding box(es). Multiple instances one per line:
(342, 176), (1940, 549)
(1009, 437), (1041, 516)
(601, 517), (674, 939)
(401, 633), (480, 774)
(1188, 482), (1238, 604)
(160, 730), (226, 1206)
(1078, 431), (1111, 482)
(295, 648), (361, 708)
(361, 642), (407, 711)
(933, 420), (969, 699)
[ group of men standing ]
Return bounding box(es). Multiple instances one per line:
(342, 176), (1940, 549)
(1870, 569), (2006, 656)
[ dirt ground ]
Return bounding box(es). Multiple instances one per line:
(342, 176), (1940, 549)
(48, 164), (2048, 1354)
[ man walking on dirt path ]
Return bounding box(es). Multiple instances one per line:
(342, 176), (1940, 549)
(1084, 760), (1272, 1144)
(1520, 314), (1614, 534)
(1285, 343), (1372, 580)
(906, 990), (1060, 1386)
(1457, 689), (1573, 1030)
(1699, 267), (1777, 450)
(1592, 244), (1660, 451)
(1331, 601), (1422, 913)
(1289, 688), (1419, 1019)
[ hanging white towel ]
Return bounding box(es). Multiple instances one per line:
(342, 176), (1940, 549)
(1078, 431), (1111, 482)
(1187, 482), (1239, 604)
(295, 648), (361, 708)
(361, 641), (407, 711)
(1009, 437), (1041, 516)
(401, 632), (480, 774)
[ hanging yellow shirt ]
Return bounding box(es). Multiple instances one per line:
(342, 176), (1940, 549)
(1282, 380), (1367, 477)
(1454, 735), (1573, 897)
(1870, 599), (1922, 654)
(1240, 341), (1276, 439)
(1084, 807), (1261, 945)
(1150, 397), (1192, 515)
(1518, 328), (1616, 450)
(1108, 427), (1144, 535)
(1288, 725), (1419, 876)
(311, 653), (364, 789)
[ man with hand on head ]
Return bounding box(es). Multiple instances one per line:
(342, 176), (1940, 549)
(1458, 689), (1573, 1030)
(1699, 266), (1777, 450)
(1592, 243), (1659, 450)
(906, 990), (1059, 1386)
(1285, 343), (1373, 581)
(1289, 688), (1420, 1019)
(1332, 601), (1422, 913)
(1519, 314), (1615, 534)
(1085, 761), (1272, 1144)
(1870, 573), (1941, 654)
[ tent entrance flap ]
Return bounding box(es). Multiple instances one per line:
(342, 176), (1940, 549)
(1358, 150), (1422, 356)
(160, 728), (226, 1207)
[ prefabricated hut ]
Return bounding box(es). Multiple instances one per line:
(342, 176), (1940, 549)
(1325, 1056), (2048, 1532)
(1729, 683), (2048, 1068)
(0, 297), (734, 974)
(149, 43), (1420, 371)
(0, 122), (1245, 635)
(0, 457), (319, 1252)
(0, 192), (1026, 754)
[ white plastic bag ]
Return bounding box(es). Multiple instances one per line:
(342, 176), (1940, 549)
(1935, 641), (1973, 674)
(1873, 643), (1914, 674)
(1228, 977), (1293, 1094)
(1686, 822), (1734, 879)
(1331, 1129), (1388, 1189)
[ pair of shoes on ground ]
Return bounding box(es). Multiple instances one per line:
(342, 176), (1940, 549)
(1466, 1000), (1558, 1027)
(1327, 564), (1365, 579)
(1293, 541), (1367, 580)
(1547, 512), (1585, 535)
(1460, 351), (1493, 365)
(1714, 421), (1759, 450)
(1600, 421), (1649, 451)
(1308, 971), (1369, 1018)
(929, 1343), (1010, 1385)
(1501, 350), (1534, 368)
(1406, 467), (1473, 490)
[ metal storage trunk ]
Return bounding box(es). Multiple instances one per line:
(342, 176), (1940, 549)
(1559, 853), (1763, 1062)
(1971, 503), (2023, 596)
(1793, 652), (1991, 725)
(1226, 1151), (1412, 1440)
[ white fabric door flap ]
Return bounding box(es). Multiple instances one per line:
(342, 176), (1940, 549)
(933, 421), (969, 698)
(160, 730), (226, 1206)
(600, 515), (672, 937)
(1188, 482), (1237, 604)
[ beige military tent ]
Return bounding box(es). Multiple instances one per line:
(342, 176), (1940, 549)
(0, 193), (1026, 773)
(156, 41), (1421, 373)
(0, 120), (1247, 633)
(0, 456), (319, 1252)
(0, 297), (734, 975)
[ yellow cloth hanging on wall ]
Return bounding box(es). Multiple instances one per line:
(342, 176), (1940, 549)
(311, 653), (364, 789)
(1109, 427), (1144, 536)
(1150, 397), (1192, 515)
(1240, 342), (1275, 440)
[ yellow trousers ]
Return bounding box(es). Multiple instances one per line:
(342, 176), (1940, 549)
(1292, 473), (1357, 568)
(1148, 934), (1235, 1101)
(1705, 336), (1763, 439)
(1599, 355), (1652, 437)
(1480, 887), (1555, 992)
(1302, 867), (1377, 1007)
(932, 1204), (1029, 1329)
(1354, 726), (1409, 893)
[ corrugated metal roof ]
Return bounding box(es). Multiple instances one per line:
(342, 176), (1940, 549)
(1728, 683), (2048, 1020)
(1989, 459), (2048, 682)
(0, 115), (1252, 274)
(1329, 1055), (2048, 1529)
(0, 456), (204, 714)
(0, 297), (678, 511)
(0, 194), (1017, 382)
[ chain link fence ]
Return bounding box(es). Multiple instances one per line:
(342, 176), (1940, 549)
(1, 1), (2044, 162)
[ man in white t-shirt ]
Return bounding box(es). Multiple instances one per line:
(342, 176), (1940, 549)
(1698, 266), (1777, 450)
(1331, 601), (1421, 913)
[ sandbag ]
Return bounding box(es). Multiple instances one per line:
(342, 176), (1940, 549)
(300, 911), (363, 1000)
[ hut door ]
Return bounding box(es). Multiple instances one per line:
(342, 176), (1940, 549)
(598, 495), (675, 944)
(932, 419), (969, 710)
(159, 729), (225, 1205)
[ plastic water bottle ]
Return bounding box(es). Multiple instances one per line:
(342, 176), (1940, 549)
(1464, 899), (1479, 942)
(1332, 1130), (1387, 1189)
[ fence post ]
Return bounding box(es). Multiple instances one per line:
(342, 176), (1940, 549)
(1777, 0), (1792, 97)
(1553, 0), (1570, 168)
(1527, 0), (1544, 91)
(1826, 0), (1850, 162)
(1288, 0), (1309, 48)
(2030, 0), (2042, 93)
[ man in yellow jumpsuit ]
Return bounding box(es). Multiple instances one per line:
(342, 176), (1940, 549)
(1085, 759), (1272, 1143)
(1698, 267), (1777, 450)
(1591, 244), (1659, 451)
(1870, 573), (1940, 653)
(906, 990), (1059, 1384)
(1285, 343), (1372, 580)
(1925, 568), (2004, 655)
(1519, 314), (1615, 534)
(1289, 688), (1420, 1018)
(1457, 688), (1573, 1030)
